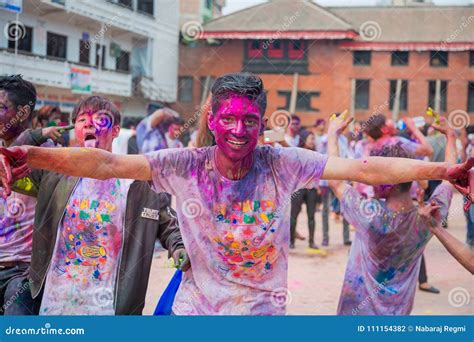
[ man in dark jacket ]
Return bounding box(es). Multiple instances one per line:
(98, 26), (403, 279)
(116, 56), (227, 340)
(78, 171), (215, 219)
(12, 96), (188, 315)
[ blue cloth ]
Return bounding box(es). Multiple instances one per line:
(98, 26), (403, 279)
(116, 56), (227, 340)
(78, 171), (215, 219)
(154, 269), (182, 316)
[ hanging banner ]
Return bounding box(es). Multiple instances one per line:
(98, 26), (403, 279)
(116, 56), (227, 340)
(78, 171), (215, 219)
(70, 66), (92, 94)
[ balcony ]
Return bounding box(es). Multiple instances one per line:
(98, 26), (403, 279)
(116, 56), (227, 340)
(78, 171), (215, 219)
(135, 76), (176, 102)
(0, 50), (132, 97)
(33, 0), (175, 39)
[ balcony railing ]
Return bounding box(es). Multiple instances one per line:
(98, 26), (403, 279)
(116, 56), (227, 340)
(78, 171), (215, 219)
(0, 50), (132, 97)
(39, 0), (165, 39)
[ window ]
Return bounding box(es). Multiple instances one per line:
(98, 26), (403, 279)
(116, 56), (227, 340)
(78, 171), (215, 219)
(116, 50), (130, 72)
(355, 79), (370, 109)
(200, 76), (215, 99)
(247, 40), (263, 58)
(389, 80), (408, 111)
(117, 0), (132, 9)
(79, 39), (90, 64)
(7, 24), (32, 52)
(245, 39), (306, 61)
(288, 40), (305, 60)
(391, 51), (409, 66)
(178, 76), (193, 102)
(268, 40), (283, 59)
(468, 82), (474, 112)
(295, 92), (312, 111)
(428, 80), (448, 112)
(137, 0), (153, 15)
(277, 91), (320, 112)
(47, 32), (67, 59)
(430, 51), (448, 67)
(470, 51), (474, 67)
(353, 51), (371, 66)
(95, 44), (106, 68)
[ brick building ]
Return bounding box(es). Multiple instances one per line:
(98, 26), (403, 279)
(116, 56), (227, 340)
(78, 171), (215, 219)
(175, 0), (474, 127)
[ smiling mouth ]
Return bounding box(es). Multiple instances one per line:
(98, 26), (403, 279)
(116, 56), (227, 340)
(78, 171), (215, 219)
(227, 138), (248, 146)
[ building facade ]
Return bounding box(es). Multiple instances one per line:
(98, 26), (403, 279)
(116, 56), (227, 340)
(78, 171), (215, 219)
(175, 1), (474, 127)
(0, 0), (179, 118)
(179, 0), (225, 27)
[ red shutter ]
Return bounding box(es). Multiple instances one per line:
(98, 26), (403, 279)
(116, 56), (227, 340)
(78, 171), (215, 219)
(268, 40), (284, 58)
(247, 40), (263, 58)
(288, 40), (304, 60)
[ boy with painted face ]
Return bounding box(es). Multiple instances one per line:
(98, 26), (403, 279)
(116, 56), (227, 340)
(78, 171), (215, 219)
(328, 115), (456, 315)
(0, 73), (471, 315)
(0, 75), (39, 315)
(7, 96), (188, 315)
(0, 75), (63, 315)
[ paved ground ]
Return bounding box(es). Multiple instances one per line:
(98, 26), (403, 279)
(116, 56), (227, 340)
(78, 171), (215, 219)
(143, 193), (473, 315)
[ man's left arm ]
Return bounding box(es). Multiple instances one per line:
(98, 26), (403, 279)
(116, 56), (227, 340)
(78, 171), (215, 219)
(321, 115), (456, 187)
(323, 155), (448, 185)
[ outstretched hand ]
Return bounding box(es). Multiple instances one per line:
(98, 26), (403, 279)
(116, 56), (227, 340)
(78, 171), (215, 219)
(0, 146), (30, 197)
(328, 110), (353, 137)
(431, 117), (455, 138)
(446, 158), (474, 197)
(418, 201), (442, 229)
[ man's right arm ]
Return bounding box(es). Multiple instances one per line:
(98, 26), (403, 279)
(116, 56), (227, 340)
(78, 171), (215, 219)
(23, 146), (153, 181)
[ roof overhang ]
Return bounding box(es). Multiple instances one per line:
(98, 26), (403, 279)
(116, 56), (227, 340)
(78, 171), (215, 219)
(200, 30), (358, 40)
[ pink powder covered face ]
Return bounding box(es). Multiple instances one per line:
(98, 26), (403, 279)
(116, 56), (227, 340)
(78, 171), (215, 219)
(208, 94), (263, 163)
(75, 108), (117, 151)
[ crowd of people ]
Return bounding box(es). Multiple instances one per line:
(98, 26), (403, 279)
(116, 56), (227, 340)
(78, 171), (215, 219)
(0, 73), (472, 316)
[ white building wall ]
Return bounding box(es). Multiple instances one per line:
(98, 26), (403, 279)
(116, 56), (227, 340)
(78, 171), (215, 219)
(0, 0), (179, 117)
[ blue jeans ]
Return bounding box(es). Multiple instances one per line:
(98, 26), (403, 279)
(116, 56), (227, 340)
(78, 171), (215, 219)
(465, 200), (474, 246)
(0, 264), (39, 315)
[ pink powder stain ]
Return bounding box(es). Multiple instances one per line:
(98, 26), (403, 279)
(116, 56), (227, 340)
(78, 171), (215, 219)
(289, 279), (304, 291)
(209, 93), (262, 174)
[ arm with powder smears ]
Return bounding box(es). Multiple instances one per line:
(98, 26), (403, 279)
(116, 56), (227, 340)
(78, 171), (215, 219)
(0, 145), (153, 195)
(322, 113), (472, 193)
(418, 202), (474, 274)
(27, 146), (152, 181)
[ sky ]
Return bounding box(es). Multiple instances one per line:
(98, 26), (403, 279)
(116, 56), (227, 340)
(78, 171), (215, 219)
(222, 0), (473, 15)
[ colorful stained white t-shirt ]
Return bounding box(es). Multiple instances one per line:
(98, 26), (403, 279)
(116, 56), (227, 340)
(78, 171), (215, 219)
(40, 178), (130, 315)
(337, 183), (453, 315)
(146, 145), (328, 315)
